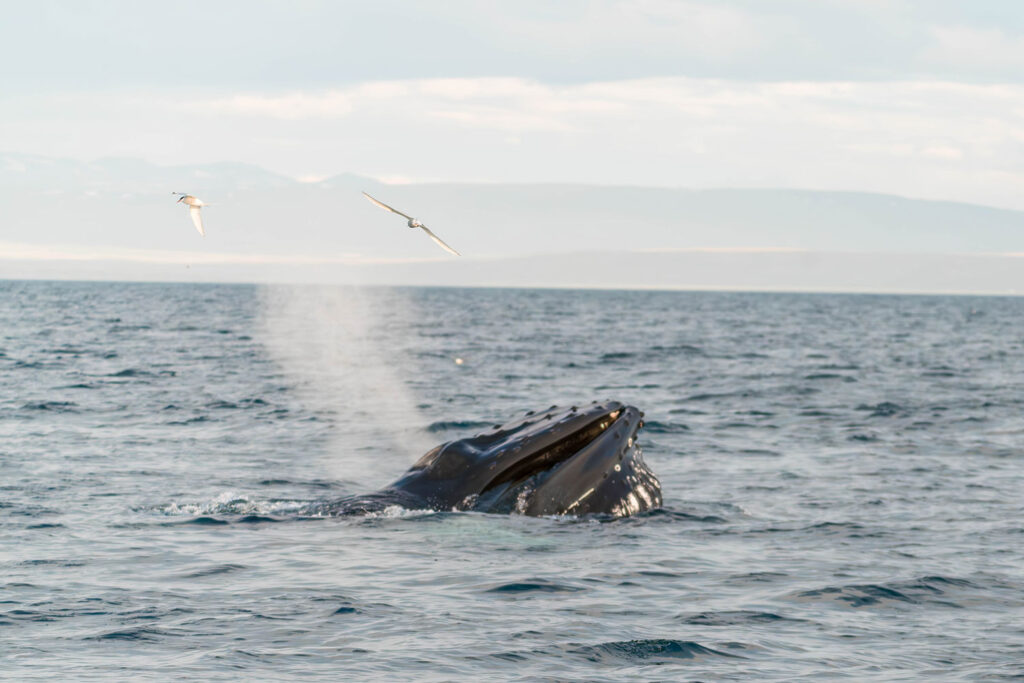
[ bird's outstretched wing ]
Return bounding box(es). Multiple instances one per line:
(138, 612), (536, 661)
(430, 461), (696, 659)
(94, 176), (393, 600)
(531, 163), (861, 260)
(189, 205), (205, 237)
(362, 191), (413, 220)
(419, 226), (460, 256)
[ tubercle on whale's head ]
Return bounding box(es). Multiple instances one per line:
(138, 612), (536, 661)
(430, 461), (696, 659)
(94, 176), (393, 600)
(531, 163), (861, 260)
(407, 400), (624, 475)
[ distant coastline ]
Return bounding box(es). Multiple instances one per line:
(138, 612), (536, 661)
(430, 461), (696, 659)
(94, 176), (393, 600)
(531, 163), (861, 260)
(6, 153), (1024, 293)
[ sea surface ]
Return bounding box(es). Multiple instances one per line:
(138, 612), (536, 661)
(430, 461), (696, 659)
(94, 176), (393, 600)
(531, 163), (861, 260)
(2, 280), (1024, 681)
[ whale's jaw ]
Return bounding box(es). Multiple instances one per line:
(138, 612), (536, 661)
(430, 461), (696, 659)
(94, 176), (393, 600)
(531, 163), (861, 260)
(518, 405), (661, 517)
(387, 400), (661, 517)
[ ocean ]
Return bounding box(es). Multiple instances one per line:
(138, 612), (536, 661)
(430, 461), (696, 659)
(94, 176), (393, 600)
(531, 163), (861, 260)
(2, 280), (1023, 680)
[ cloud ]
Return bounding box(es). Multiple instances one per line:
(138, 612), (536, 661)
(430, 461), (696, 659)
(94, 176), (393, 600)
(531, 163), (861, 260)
(923, 25), (1024, 71)
(496, 0), (786, 63)
(195, 91), (354, 119)
(921, 145), (964, 160)
(8, 0), (1024, 94)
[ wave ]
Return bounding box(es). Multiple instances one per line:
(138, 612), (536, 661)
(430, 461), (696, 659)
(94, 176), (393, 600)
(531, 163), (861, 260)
(177, 563), (246, 578)
(89, 627), (171, 641)
(205, 398), (269, 410)
(20, 401), (78, 412)
(804, 373), (856, 382)
(649, 344), (706, 355)
(41, 346), (86, 355)
(856, 401), (907, 417)
(787, 576), (976, 608)
(108, 368), (154, 378)
(19, 558), (85, 567)
(679, 610), (802, 625)
(641, 420), (691, 434)
(643, 508), (728, 523)
(848, 433), (880, 442)
(331, 606), (359, 615)
(569, 639), (743, 663)
(485, 579), (584, 595)
(165, 416), (211, 425)
(426, 419), (494, 433)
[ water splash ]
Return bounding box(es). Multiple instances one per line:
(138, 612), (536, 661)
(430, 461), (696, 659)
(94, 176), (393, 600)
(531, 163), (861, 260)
(155, 491), (308, 517)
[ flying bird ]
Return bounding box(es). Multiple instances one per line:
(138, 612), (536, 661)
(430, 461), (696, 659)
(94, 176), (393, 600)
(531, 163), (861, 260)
(172, 192), (207, 237)
(362, 191), (460, 256)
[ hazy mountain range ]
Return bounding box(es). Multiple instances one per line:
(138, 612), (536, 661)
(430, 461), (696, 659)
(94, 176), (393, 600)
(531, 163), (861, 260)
(4, 152), (1024, 293)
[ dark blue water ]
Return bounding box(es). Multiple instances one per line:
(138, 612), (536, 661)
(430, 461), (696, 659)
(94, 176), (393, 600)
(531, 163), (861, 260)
(3, 281), (1023, 680)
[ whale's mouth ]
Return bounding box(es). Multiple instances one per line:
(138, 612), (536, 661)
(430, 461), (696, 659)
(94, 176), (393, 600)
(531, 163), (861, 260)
(480, 408), (623, 494)
(319, 400), (659, 517)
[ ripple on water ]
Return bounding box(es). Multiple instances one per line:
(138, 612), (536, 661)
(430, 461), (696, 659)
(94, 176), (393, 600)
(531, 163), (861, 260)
(567, 639), (744, 663)
(6, 284), (1024, 680)
(787, 576), (979, 609)
(426, 420), (494, 433)
(679, 610), (806, 625)
(856, 401), (908, 418)
(20, 401), (78, 412)
(19, 559), (86, 567)
(484, 579), (585, 595)
(89, 627), (175, 642)
(642, 508), (729, 523)
(177, 564), (247, 579)
(641, 420), (691, 434)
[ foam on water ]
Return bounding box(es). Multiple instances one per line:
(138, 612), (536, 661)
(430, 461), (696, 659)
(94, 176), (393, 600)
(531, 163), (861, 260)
(154, 492), (311, 517)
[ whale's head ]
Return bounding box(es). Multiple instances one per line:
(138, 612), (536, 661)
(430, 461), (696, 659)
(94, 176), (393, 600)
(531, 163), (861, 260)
(389, 400), (662, 517)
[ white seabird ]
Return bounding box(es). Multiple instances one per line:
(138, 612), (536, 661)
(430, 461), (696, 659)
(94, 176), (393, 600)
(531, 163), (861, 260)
(172, 192), (207, 237)
(362, 191), (460, 256)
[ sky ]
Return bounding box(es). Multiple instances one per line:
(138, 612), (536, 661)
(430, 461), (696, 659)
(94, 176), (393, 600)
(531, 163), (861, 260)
(2, 0), (1024, 211)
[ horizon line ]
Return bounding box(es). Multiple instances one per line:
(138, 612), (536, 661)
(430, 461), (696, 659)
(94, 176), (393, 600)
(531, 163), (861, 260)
(0, 274), (1020, 299)
(7, 242), (1024, 266)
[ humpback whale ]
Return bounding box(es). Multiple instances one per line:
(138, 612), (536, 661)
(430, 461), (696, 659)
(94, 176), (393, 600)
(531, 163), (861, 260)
(319, 400), (661, 517)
